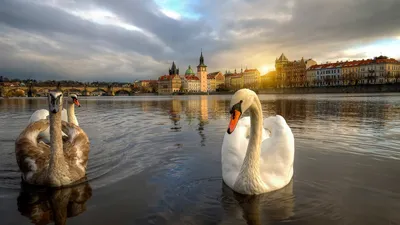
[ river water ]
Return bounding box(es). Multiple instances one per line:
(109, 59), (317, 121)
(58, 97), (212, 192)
(0, 93), (400, 225)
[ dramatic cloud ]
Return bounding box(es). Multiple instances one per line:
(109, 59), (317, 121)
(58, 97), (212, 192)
(0, 0), (399, 81)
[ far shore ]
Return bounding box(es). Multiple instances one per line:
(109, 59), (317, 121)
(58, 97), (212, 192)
(1, 83), (399, 98)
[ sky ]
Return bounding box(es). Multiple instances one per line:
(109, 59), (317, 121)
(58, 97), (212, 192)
(0, 0), (399, 82)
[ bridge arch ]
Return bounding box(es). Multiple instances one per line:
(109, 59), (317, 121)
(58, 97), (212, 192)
(63, 88), (83, 96)
(90, 89), (107, 96)
(115, 89), (131, 96)
(82, 89), (90, 96)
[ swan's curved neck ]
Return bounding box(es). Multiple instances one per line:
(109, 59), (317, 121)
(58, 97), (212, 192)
(234, 95), (265, 194)
(47, 104), (66, 184)
(67, 103), (78, 125)
(243, 97), (263, 174)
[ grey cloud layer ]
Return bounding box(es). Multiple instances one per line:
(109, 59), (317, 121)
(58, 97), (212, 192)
(0, 0), (399, 81)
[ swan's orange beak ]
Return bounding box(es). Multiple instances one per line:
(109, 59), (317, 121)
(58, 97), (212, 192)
(73, 99), (81, 107)
(227, 110), (241, 134)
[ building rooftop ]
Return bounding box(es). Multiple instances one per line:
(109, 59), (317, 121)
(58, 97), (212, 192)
(158, 74), (180, 81)
(184, 75), (199, 80)
(307, 56), (400, 70)
(244, 68), (259, 73)
(207, 71), (222, 79)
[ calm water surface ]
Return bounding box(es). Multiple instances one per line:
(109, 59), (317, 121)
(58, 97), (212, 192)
(0, 93), (400, 225)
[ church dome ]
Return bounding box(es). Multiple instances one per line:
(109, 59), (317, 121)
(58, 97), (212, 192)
(185, 65), (195, 75)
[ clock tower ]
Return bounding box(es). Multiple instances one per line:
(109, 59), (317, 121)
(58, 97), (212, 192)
(197, 50), (207, 92)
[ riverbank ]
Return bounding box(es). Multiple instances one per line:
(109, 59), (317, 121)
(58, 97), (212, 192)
(157, 84), (400, 95)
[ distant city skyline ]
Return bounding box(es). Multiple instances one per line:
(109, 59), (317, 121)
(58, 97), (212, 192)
(0, 0), (399, 82)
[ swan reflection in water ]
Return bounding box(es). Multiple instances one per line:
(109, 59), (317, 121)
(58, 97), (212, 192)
(17, 179), (92, 225)
(220, 179), (294, 225)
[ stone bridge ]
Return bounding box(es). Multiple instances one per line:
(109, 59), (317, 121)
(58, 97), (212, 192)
(0, 85), (134, 97)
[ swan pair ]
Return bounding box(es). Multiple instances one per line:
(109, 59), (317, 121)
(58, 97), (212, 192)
(221, 88), (295, 195)
(28, 93), (81, 143)
(15, 91), (90, 187)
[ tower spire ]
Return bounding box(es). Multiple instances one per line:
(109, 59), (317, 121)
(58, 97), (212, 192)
(198, 49), (205, 67)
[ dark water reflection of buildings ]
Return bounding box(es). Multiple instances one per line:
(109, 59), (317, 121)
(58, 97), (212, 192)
(164, 96), (227, 146)
(0, 98), (46, 113)
(137, 95), (397, 147)
(157, 95), (392, 122)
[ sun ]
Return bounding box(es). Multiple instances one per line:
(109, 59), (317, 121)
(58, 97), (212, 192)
(260, 65), (269, 74)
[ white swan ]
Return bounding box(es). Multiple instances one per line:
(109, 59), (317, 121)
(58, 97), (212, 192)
(28, 94), (81, 143)
(15, 91), (90, 187)
(221, 88), (295, 195)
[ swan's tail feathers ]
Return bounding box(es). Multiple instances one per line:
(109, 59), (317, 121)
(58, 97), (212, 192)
(61, 121), (90, 171)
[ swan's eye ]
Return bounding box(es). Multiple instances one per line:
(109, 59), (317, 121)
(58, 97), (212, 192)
(230, 101), (243, 115)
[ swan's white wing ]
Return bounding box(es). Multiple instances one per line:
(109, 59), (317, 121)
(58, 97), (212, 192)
(259, 115), (295, 190)
(28, 109), (69, 144)
(221, 116), (269, 189)
(29, 109), (68, 123)
(62, 109), (68, 122)
(28, 109), (49, 123)
(28, 109), (50, 143)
